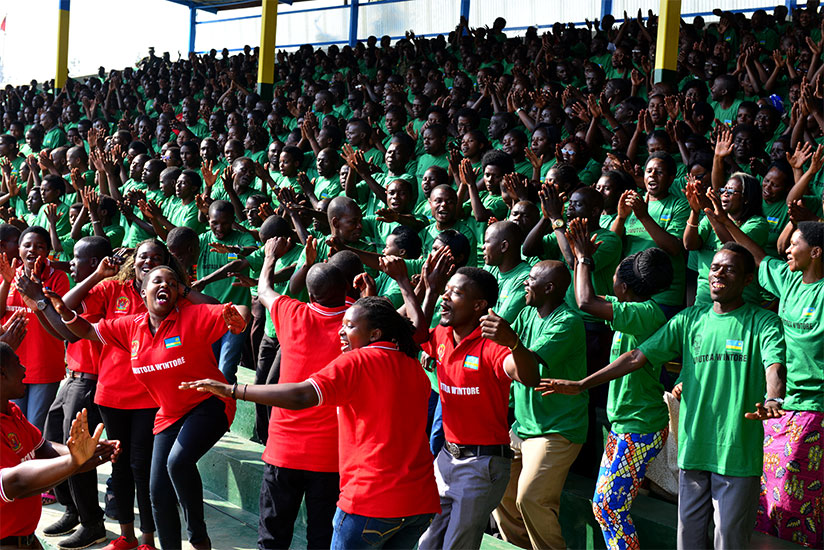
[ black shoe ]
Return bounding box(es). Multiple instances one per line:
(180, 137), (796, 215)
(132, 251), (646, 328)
(58, 523), (107, 550)
(42, 512), (79, 537)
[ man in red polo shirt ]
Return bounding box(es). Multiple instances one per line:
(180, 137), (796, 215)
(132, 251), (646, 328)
(418, 266), (540, 550)
(16, 236), (112, 545)
(255, 236), (349, 550)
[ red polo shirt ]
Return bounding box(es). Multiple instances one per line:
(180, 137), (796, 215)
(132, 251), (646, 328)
(3, 264), (70, 384)
(0, 402), (44, 537)
(81, 279), (157, 409)
(65, 325), (102, 375)
(421, 325), (513, 446)
(94, 302), (235, 434)
(263, 295), (345, 472)
(309, 342), (440, 518)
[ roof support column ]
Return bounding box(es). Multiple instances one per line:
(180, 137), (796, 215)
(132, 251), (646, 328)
(653, 0), (681, 85)
(460, 0), (470, 24)
(189, 5), (197, 54)
(349, 0), (359, 47)
(257, 0), (278, 101)
(56, 0), (70, 90)
(600, 0), (612, 22)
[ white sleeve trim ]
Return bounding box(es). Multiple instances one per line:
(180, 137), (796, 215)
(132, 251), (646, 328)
(92, 323), (108, 346)
(0, 469), (13, 503)
(503, 353), (515, 380)
(307, 378), (323, 406)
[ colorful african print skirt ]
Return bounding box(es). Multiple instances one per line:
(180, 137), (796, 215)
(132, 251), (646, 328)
(756, 410), (824, 548)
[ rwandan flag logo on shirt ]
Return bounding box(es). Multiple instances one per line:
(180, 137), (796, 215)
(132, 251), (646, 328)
(802, 306), (816, 317)
(659, 213), (671, 223)
(227, 253), (238, 261)
(164, 336), (182, 349)
(725, 339), (744, 352)
(463, 355), (480, 370)
(767, 216), (780, 226)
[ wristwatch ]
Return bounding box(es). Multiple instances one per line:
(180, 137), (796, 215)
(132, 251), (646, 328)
(765, 397), (784, 406)
(551, 219), (565, 230)
(36, 299), (48, 311)
(577, 257), (594, 267)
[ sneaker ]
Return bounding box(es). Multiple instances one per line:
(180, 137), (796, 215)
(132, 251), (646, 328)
(42, 512), (79, 537)
(136, 545), (158, 550)
(58, 523), (107, 550)
(103, 536), (139, 550)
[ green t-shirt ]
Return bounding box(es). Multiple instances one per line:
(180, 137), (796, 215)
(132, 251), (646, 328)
(197, 229), (258, 306)
(511, 304), (588, 443)
(758, 257), (824, 412)
(246, 243), (305, 338)
(762, 200), (789, 258)
(712, 99), (743, 127)
(542, 227), (622, 323)
(639, 303), (785, 476)
(79, 222), (125, 248)
(166, 199), (206, 234)
(605, 296), (669, 434)
(43, 127), (68, 149)
(32, 202), (71, 238)
(419, 218), (484, 267)
(484, 261), (531, 323)
(623, 194), (690, 306)
(693, 216), (769, 306)
(313, 174), (342, 200)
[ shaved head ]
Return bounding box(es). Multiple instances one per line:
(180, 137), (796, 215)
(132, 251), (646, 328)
(306, 263), (348, 307)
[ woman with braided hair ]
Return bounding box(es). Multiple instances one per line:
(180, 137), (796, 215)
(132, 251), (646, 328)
(181, 254), (440, 549)
(565, 218), (674, 550)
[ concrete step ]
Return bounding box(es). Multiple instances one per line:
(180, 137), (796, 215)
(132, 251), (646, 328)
(229, 367), (258, 441)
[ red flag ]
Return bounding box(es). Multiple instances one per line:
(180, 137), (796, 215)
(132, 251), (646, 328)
(1, 17), (6, 32)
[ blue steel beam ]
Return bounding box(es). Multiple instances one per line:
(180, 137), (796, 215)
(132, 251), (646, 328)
(600, 0), (612, 21)
(349, 0), (360, 47)
(189, 5), (197, 53)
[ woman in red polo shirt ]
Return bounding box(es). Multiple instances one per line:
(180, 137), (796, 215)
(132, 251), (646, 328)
(182, 290), (440, 549)
(61, 239), (211, 550)
(46, 264), (246, 550)
(0, 226), (69, 432)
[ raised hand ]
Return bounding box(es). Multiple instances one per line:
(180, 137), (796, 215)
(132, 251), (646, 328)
(378, 255), (409, 282)
(202, 160), (219, 189)
(524, 147), (545, 171)
(66, 409), (107, 466)
(0, 309), (28, 349)
(422, 245), (454, 294)
(353, 272), (377, 297)
(786, 141), (813, 170)
(538, 183), (564, 221)
(479, 309), (518, 347)
(685, 175), (712, 212)
(264, 236), (290, 259)
(304, 235), (318, 266)
(222, 303), (246, 334)
(0, 252), (18, 284)
(565, 217), (599, 260)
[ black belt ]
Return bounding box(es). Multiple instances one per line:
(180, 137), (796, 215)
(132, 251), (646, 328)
(444, 441), (513, 460)
(67, 369), (98, 381)
(0, 533), (38, 548)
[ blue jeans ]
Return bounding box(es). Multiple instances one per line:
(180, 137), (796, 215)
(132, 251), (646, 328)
(212, 330), (244, 384)
(150, 396), (228, 549)
(331, 507), (434, 550)
(12, 381), (60, 432)
(427, 391), (444, 457)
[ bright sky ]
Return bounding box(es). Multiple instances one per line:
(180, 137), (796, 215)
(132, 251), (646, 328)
(0, 0), (190, 86)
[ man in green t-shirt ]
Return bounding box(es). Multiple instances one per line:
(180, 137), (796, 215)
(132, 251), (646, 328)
(193, 200), (257, 384)
(482, 221), (531, 323)
(493, 260), (587, 550)
(538, 243), (786, 550)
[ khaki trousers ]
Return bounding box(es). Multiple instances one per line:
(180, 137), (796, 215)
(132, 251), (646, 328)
(493, 432), (582, 550)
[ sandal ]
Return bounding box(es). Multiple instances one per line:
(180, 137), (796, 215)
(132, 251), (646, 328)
(41, 491), (57, 505)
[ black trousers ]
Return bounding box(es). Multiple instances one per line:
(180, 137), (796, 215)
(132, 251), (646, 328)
(258, 463), (340, 550)
(99, 405), (157, 533)
(44, 376), (104, 527)
(254, 336), (280, 445)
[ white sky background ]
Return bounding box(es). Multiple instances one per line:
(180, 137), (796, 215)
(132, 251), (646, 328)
(0, 0), (777, 87)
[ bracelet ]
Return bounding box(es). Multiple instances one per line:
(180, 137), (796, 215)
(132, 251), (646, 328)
(92, 220), (102, 225)
(231, 383), (238, 399)
(686, 221), (699, 228)
(765, 396), (784, 406)
(242, 384), (248, 401)
(64, 311), (79, 324)
(509, 340), (520, 352)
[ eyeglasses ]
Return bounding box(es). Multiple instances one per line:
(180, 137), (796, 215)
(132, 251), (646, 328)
(719, 187), (741, 195)
(561, 148), (576, 156)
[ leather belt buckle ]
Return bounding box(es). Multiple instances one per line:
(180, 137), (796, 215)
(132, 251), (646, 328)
(444, 441), (462, 459)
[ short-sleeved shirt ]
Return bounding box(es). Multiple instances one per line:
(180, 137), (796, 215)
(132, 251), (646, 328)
(32, 201), (71, 238)
(421, 325), (513, 445)
(81, 279), (158, 409)
(759, 257), (824, 412)
(197, 230), (258, 306)
(511, 304), (588, 443)
(94, 302), (235, 433)
(639, 303), (785, 476)
(263, 295), (346, 472)
(542, 227), (622, 322)
(605, 296), (669, 434)
(693, 216), (769, 306)
(0, 402), (44, 538)
(622, 194), (690, 306)
(165, 199), (205, 234)
(3, 264), (70, 384)
(246, 243), (305, 337)
(309, 343), (440, 518)
(761, 200), (790, 258)
(419, 218), (484, 267)
(484, 262), (531, 323)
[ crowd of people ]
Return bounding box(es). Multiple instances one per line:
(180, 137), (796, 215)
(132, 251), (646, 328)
(0, 3), (823, 550)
